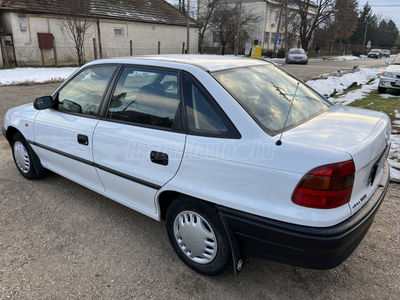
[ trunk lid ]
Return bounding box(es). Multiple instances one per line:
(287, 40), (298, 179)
(283, 105), (391, 214)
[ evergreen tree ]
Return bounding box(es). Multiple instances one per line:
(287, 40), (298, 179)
(350, 2), (377, 45)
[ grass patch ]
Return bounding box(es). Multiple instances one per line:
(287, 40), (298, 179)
(347, 90), (400, 122)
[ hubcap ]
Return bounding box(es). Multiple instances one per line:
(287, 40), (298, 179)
(173, 211), (217, 264)
(14, 141), (30, 173)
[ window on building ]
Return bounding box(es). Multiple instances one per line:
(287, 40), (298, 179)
(213, 32), (221, 43)
(266, 10), (271, 22)
(271, 32), (276, 42)
(264, 32), (270, 44)
(273, 11), (278, 23)
(114, 28), (124, 37)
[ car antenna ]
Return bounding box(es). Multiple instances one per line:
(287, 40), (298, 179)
(276, 82), (299, 146)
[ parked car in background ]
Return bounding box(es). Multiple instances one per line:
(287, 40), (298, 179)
(378, 54), (400, 93)
(286, 48), (308, 64)
(381, 49), (391, 58)
(368, 49), (382, 59)
(3, 55), (391, 276)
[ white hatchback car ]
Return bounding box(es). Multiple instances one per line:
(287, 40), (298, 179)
(3, 55), (390, 275)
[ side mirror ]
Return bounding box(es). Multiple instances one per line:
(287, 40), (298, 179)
(385, 60), (391, 65)
(34, 96), (54, 110)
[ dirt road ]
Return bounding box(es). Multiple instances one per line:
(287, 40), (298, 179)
(0, 79), (399, 299)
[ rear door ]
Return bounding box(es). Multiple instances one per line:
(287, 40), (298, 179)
(93, 66), (186, 216)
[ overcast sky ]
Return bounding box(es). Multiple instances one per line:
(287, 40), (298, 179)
(358, 0), (400, 28)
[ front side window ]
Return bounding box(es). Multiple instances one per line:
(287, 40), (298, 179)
(107, 67), (181, 130)
(58, 66), (116, 116)
(213, 64), (330, 135)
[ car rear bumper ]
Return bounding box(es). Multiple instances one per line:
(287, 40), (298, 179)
(217, 161), (390, 269)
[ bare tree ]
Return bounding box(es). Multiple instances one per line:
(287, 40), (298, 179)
(198, 0), (220, 51)
(291, 0), (335, 50)
(209, 2), (259, 55)
(61, 0), (93, 66)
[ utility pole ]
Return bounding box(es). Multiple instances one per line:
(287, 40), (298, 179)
(235, 0), (243, 56)
(187, 0), (190, 54)
(273, 0), (284, 57)
(284, 0), (288, 53)
(363, 20), (368, 54)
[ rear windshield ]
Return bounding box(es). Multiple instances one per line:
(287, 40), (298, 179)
(212, 64), (330, 135)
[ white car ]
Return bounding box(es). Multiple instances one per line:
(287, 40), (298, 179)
(2, 55), (391, 276)
(378, 55), (400, 93)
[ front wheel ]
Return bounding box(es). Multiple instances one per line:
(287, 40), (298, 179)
(11, 133), (39, 180)
(166, 196), (231, 276)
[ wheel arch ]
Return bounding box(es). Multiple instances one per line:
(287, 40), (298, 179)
(5, 126), (20, 144)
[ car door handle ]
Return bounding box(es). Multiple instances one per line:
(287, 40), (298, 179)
(77, 134), (89, 146)
(150, 151), (168, 166)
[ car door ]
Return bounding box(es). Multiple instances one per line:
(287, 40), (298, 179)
(92, 66), (186, 216)
(33, 65), (118, 190)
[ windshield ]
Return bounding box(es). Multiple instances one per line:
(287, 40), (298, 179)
(392, 55), (400, 65)
(289, 49), (304, 54)
(212, 65), (330, 135)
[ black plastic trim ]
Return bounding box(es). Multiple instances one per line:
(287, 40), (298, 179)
(28, 141), (161, 190)
(94, 163), (161, 190)
(216, 162), (390, 269)
(31, 141), (94, 166)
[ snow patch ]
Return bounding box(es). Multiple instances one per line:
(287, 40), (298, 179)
(0, 67), (78, 86)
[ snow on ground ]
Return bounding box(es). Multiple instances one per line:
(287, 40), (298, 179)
(331, 77), (380, 105)
(324, 55), (365, 61)
(307, 69), (400, 181)
(0, 67), (78, 86)
(306, 67), (384, 98)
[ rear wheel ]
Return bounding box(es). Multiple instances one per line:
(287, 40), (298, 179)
(378, 86), (386, 93)
(166, 196), (231, 276)
(11, 133), (39, 180)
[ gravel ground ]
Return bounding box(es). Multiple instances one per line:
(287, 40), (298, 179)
(0, 83), (399, 299)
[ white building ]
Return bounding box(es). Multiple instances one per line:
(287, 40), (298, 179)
(201, 0), (317, 53)
(0, 0), (201, 66)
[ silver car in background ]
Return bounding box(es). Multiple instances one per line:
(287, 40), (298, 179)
(381, 49), (391, 58)
(378, 55), (400, 93)
(286, 48), (308, 64)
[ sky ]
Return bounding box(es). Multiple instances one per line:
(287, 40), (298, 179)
(358, 0), (400, 28)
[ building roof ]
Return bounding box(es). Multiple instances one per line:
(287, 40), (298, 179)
(86, 54), (270, 72)
(0, 0), (201, 27)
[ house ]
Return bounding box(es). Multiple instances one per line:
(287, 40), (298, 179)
(201, 0), (317, 53)
(0, 0), (201, 66)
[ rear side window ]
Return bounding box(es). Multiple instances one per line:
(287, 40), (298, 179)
(107, 67), (182, 130)
(183, 73), (239, 138)
(57, 66), (116, 116)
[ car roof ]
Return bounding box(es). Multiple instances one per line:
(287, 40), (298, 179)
(86, 55), (270, 72)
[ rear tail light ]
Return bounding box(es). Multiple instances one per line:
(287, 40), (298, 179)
(292, 160), (355, 209)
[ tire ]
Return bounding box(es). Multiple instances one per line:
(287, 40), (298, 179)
(378, 86), (386, 93)
(285, 59), (288, 64)
(11, 133), (39, 180)
(166, 196), (232, 276)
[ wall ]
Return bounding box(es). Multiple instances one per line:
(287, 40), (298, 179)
(0, 40), (3, 67)
(2, 11), (198, 66)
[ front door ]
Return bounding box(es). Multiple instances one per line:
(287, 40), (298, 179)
(34, 65), (118, 190)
